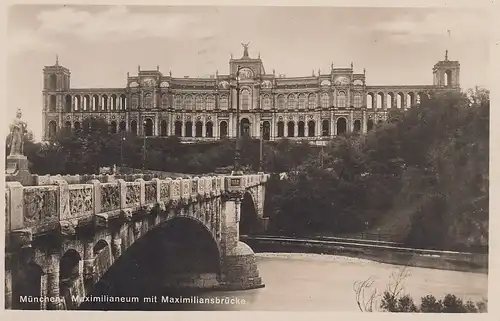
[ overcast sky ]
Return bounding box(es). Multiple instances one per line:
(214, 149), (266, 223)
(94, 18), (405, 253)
(6, 5), (491, 141)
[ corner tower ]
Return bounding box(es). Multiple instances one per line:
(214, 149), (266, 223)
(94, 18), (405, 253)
(433, 50), (460, 88)
(42, 56), (71, 140)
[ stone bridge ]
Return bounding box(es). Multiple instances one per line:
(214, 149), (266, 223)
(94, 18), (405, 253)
(5, 173), (269, 310)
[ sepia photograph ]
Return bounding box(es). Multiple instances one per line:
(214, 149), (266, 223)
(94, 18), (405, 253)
(3, 2), (491, 313)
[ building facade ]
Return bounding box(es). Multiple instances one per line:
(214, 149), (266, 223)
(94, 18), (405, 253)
(42, 46), (460, 144)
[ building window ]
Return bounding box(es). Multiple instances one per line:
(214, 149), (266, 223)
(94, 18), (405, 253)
(174, 95), (183, 109)
(220, 121), (228, 138)
(195, 121), (203, 137)
(354, 119), (361, 132)
(144, 118), (154, 136)
(65, 95), (72, 113)
(206, 95), (215, 110)
(262, 121), (271, 140)
(321, 93), (329, 108)
(49, 95), (56, 112)
(111, 95), (117, 111)
(277, 121), (284, 137)
(101, 95), (108, 111)
(131, 94), (139, 109)
(241, 118), (251, 137)
(73, 96), (80, 111)
(277, 95), (285, 110)
(185, 95), (194, 111)
(161, 94), (169, 109)
(185, 121), (193, 137)
(287, 121), (295, 137)
(49, 74), (57, 90)
(160, 120), (167, 136)
(337, 91), (347, 108)
(206, 122), (213, 137)
(308, 93), (317, 109)
(287, 94), (296, 109)
(144, 93), (153, 109)
(262, 95), (271, 110)
(308, 121), (315, 137)
(322, 120), (329, 136)
(120, 95), (127, 110)
(353, 91), (362, 108)
(131, 120), (138, 135)
(241, 89), (251, 110)
(298, 94), (306, 110)
(48, 120), (57, 138)
(219, 95), (228, 110)
(336, 118), (347, 134)
(298, 121), (305, 137)
(195, 95), (204, 110)
(92, 95), (98, 111)
(174, 121), (182, 136)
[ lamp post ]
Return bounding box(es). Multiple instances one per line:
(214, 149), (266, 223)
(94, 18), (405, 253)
(232, 65), (243, 176)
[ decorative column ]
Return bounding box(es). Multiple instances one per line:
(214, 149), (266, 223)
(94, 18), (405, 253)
(349, 112), (354, 133)
(362, 110), (368, 134)
(46, 253), (64, 310)
(220, 175), (263, 290)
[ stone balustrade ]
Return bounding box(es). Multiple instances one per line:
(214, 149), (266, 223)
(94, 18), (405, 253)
(5, 173), (270, 238)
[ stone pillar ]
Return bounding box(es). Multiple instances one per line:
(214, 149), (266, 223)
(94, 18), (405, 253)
(154, 116), (159, 136)
(82, 241), (95, 287)
(111, 230), (122, 260)
(46, 253), (64, 310)
(202, 122), (206, 138)
(220, 175), (264, 291)
(362, 110), (368, 134)
(5, 254), (13, 309)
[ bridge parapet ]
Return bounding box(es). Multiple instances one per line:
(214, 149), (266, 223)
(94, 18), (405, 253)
(5, 174), (269, 242)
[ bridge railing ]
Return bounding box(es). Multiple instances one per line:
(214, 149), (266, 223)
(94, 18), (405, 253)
(5, 173), (269, 243)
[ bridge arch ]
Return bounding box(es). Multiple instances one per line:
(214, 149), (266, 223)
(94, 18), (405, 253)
(82, 216), (221, 309)
(240, 191), (260, 236)
(59, 249), (82, 309)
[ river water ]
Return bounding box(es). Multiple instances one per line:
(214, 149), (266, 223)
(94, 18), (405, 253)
(84, 252), (488, 311)
(196, 253), (488, 311)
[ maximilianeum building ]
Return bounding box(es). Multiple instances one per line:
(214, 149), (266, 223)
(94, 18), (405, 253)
(42, 45), (460, 145)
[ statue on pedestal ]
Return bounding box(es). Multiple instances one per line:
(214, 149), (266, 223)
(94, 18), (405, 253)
(6, 109), (32, 185)
(8, 109), (26, 156)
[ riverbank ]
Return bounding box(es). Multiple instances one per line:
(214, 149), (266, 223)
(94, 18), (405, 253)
(241, 236), (488, 274)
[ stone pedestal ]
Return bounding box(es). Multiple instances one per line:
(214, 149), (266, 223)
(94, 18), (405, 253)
(5, 155), (33, 186)
(221, 241), (264, 290)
